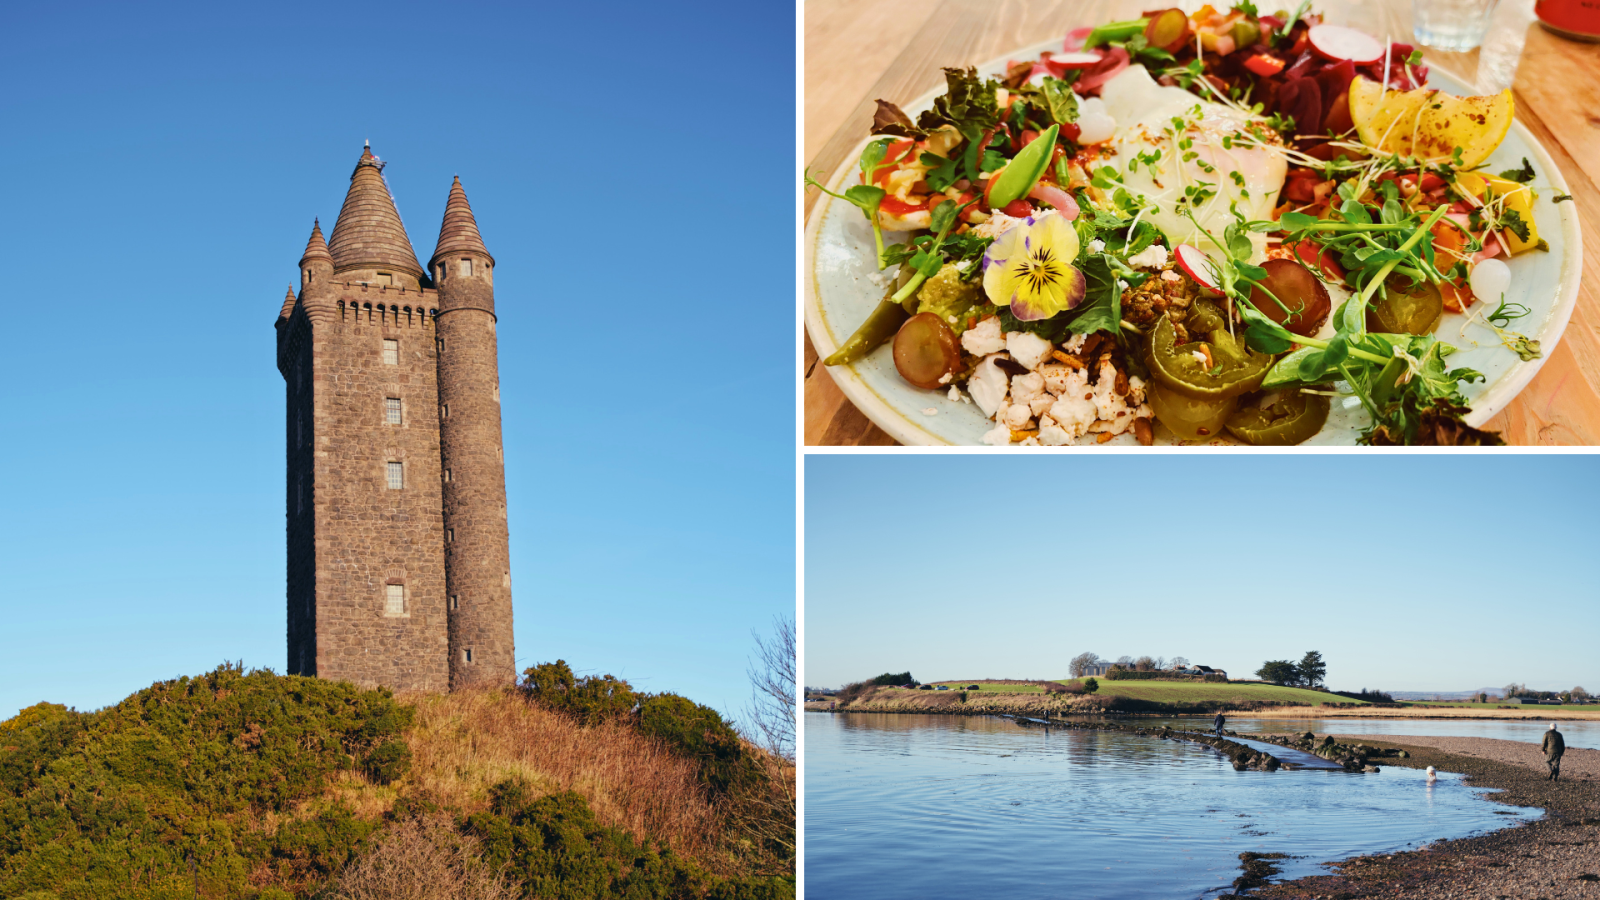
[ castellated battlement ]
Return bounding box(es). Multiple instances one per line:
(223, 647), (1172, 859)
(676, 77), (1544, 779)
(278, 145), (515, 693)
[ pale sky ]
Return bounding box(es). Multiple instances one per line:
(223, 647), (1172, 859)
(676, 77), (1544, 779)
(804, 454), (1598, 694)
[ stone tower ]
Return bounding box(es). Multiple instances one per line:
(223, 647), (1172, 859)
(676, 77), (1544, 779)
(274, 145), (515, 692)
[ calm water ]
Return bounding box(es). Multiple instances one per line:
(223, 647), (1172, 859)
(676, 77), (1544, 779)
(1150, 716), (1600, 751)
(805, 713), (1537, 900)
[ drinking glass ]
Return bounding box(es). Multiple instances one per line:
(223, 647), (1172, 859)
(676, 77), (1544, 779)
(1414, 0), (1502, 51)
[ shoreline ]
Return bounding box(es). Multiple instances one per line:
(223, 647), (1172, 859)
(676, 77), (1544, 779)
(1250, 732), (1600, 899)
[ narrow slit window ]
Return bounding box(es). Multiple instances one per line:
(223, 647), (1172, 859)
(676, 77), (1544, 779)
(386, 461), (404, 489)
(382, 339), (399, 365)
(461, 258), (473, 277)
(385, 397), (402, 424)
(450, 595), (459, 611)
(465, 648), (474, 663)
(444, 468), (452, 482)
(384, 584), (405, 617)
(448, 528), (454, 542)
(442, 404), (449, 418)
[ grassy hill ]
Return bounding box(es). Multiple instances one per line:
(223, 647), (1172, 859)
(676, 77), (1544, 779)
(0, 663), (793, 900)
(1058, 679), (1366, 706)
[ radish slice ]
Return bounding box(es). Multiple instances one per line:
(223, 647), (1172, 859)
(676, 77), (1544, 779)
(1307, 24), (1385, 64)
(1063, 26), (1093, 52)
(1045, 51), (1103, 69)
(1175, 244), (1223, 294)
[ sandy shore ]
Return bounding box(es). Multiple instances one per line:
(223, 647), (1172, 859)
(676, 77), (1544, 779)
(1248, 732), (1600, 899)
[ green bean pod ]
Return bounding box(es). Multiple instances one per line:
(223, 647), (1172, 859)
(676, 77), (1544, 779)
(823, 299), (911, 366)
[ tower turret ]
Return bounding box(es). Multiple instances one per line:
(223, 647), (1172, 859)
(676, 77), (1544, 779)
(327, 145), (426, 290)
(430, 177), (515, 688)
(298, 218), (335, 323)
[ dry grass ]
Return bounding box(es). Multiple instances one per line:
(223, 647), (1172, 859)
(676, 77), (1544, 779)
(396, 687), (725, 861)
(328, 815), (518, 900)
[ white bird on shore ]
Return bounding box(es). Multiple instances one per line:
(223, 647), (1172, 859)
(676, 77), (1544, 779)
(1425, 766), (1437, 783)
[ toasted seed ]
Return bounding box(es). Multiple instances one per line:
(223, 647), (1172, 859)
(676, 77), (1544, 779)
(1096, 432), (1114, 443)
(1052, 350), (1086, 368)
(1134, 418), (1154, 446)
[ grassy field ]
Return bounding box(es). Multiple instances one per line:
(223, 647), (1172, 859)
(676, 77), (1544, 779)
(926, 681), (1051, 693)
(1054, 678), (1365, 705)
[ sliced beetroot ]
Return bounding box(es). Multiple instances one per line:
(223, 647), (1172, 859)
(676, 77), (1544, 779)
(1249, 258), (1331, 336)
(1308, 24), (1385, 64)
(1276, 78), (1321, 136)
(1314, 57), (1357, 105)
(893, 313), (962, 390)
(1323, 90), (1353, 134)
(1284, 50), (1318, 80)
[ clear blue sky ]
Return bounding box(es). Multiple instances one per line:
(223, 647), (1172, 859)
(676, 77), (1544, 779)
(0, 1), (794, 722)
(805, 455), (1599, 694)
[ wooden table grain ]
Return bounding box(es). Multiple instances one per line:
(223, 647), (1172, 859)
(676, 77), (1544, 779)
(803, 0), (1600, 445)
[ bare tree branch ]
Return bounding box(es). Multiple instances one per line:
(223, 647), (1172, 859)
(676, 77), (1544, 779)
(745, 614), (795, 762)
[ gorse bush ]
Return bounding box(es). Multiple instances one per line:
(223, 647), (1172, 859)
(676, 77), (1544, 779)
(0, 663), (407, 898)
(866, 672), (915, 686)
(466, 781), (791, 900)
(520, 662), (760, 798)
(520, 660), (640, 726)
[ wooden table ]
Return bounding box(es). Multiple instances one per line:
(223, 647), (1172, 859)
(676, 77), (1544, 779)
(804, 0), (1600, 445)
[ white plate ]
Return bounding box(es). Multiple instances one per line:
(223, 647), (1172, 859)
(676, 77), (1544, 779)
(804, 41), (1583, 446)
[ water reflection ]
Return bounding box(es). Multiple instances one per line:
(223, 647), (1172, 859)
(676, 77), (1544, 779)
(806, 713), (1537, 900)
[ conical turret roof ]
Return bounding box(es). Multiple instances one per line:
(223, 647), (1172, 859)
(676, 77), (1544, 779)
(430, 177), (494, 265)
(327, 146), (424, 277)
(299, 218), (332, 265)
(279, 286), (297, 319)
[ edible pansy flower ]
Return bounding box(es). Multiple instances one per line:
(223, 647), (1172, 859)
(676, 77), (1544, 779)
(981, 212), (1087, 321)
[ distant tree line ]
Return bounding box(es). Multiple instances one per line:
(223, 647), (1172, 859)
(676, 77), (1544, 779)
(1504, 683), (1590, 703)
(1069, 653), (1191, 677)
(1254, 651), (1327, 688)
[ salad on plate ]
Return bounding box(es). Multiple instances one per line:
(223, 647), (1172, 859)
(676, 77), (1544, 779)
(807, 3), (1570, 445)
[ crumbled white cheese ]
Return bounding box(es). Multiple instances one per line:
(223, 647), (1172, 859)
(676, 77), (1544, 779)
(1002, 402), (1032, 430)
(947, 385), (964, 403)
(1063, 333), (1088, 354)
(1190, 349), (1209, 367)
(972, 207), (1055, 240)
(1088, 238), (1106, 253)
(1160, 269), (1182, 282)
(1009, 372), (1045, 406)
(1038, 424), (1076, 446)
(1126, 243), (1170, 270)
(967, 354), (1011, 417)
(1005, 332), (1053, 370)
(1047, 395), (1098, 437)
(1028, 392), (1054, 416)
(1040, 363), (1088, 398)
(980, 421), (1013, 446)
(938, 372), (953, 385)
(921, 407), (938, 416)
(961, 316), (1005, 356)
(1019, 436), (1041, 446)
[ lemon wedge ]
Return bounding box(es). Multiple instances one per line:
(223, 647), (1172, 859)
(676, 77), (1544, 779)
(1348, 75), (1513, 168)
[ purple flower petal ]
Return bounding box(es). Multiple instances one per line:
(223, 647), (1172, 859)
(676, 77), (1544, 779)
(1060, 265), (1088, 310)
(1008, 292), (1051, 321)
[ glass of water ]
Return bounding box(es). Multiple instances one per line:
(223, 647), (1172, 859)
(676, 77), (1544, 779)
(1414, 0), (1502, 51)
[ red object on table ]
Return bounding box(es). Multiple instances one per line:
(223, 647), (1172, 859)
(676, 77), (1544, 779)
(1536, 0), (1600, 40)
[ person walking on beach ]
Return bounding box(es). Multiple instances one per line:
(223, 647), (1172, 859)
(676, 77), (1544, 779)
(1214, 712), (1226, 736)
(1542, 723), (1565, 781)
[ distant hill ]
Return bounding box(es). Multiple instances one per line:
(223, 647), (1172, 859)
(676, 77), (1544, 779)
(1386, 688), (1504, 700)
